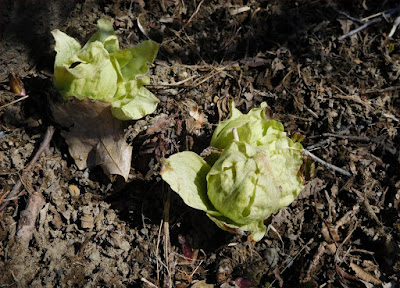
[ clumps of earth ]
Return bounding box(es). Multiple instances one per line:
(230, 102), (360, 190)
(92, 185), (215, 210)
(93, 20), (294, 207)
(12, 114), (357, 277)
(0, 1), (399, 287)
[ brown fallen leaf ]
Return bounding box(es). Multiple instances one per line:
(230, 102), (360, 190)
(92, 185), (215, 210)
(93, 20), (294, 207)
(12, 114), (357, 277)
(50, 97), (132, 181)
(350, 262), (382, 286)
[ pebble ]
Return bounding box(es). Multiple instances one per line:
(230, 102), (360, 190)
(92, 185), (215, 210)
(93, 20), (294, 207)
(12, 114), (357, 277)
(68, 184), (80, 197)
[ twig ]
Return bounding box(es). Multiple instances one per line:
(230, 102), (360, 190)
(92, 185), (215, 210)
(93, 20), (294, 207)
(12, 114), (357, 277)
(0, 125), (55, 212)
(336, 10), (365, 24)
(269, 238), (314, 287)
(191, 68), (227, 88)
(306, 139), (332, 151)
(16, 191), (45, 247)
(303, 149), (352, 177)
(339, 17), (381, 40)
(304, 242), (327, 282)
(163, 188), (172, 287)
(179, 0), (204, 33)
(323, 133), (370, 141)
(0, 95), (29, 110)
(334, 203), (360, 228)
(148, 74), (198, 87)
(339, 6), (400, 40)
(155, 219), (163, 287)
(141, 278), (158, 288)
(362, 85), (400, 94)
(351, 187), (383, 227)
(361, 6), (400, 22)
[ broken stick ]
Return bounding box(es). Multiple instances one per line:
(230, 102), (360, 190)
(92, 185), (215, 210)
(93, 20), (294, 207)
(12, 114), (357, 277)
(16, 191), (44, 247)
(0, 125), (55, 212)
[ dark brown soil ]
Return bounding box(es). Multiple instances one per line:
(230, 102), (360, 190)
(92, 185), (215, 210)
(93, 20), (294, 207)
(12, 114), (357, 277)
(1, 1), (399, 287)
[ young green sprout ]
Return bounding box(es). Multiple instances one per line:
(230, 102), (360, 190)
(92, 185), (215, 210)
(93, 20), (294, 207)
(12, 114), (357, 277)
(52, 19), (159, 121)
(161, 102), (307, 241)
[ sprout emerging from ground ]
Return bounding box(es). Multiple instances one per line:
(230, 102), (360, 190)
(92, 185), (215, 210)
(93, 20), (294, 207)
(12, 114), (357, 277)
(52, 18), (159, 120)
(161, 102), (306, 241)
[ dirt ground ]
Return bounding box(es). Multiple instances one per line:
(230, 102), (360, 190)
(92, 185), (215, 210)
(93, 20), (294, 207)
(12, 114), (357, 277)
(0, 0), (399, 287)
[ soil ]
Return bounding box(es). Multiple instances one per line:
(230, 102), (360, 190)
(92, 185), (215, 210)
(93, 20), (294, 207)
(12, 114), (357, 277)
(1, 1), (399, 287)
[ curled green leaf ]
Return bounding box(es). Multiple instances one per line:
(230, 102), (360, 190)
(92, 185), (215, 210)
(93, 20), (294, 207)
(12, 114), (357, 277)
(52, 18), (159, 120)
(161, 102), (306, 241)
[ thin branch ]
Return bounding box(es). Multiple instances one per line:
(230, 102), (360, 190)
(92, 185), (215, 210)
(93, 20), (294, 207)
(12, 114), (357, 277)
(339, 5), (400, 40)
(336, 10), (365, 24)
(180, 0), (204, 32)
(163, 188), (172, 287)
(303, 149), (352, 177)
(339, 17), (381, 40)
(16, 191), (45, 247)
(0, 95), (29, 110)
(361, 6), (400, 22)
(322, 133), (370, 141)
(141, 278), (158, 288)
(0, 126), (55, 212)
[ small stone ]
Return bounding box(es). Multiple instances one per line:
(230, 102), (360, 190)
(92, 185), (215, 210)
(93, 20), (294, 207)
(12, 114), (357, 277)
(68, 184), (80, 197)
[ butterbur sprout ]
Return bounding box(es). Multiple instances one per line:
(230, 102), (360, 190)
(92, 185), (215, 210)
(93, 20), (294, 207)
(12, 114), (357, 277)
(161, 102), (306, 241)
(52, 18), (159, 121)
(50, 19), (160, 180)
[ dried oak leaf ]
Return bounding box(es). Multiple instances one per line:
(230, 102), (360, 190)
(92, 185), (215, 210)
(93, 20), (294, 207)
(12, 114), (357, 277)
(50, 97), (132, 181)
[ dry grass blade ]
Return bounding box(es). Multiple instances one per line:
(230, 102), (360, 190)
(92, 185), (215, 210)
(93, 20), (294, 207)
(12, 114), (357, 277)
(0, 95), (29, 110)
(163, 188), (172, 287)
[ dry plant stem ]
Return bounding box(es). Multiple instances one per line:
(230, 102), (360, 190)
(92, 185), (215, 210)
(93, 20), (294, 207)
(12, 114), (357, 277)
(0, 125), (55, 212)
(163, 188), (172, 287)
(339, 5), (400, 40)
(149, 74), (198, 87)
(336, 9), (364, 24)
(302, 149), (352, 177)
(350, 188), (383, 226)
(323, 133), (370, 141)
(16, 191), (45, 247)
(0, 95), (29, 110)
(178, 0), (204, 34)
(141, 278), (158, 288)
(269, 238), (314, 287)
(339, 18), (381, 40)
(304, 241), (326, 282)
(155, 219), (164, 287)
(334, 203), (360, 228)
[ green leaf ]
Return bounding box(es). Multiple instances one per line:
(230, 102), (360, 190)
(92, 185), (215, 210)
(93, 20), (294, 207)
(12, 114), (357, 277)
(51, 30), (81, 67)
(111, 40), (159, 82)
(161, 102), (306, 242)
(207, 213), (266, 242)
(111, 85), (159, 121)
(211, 102), (272, 149)
(54, 41), (118, 101)
(207, 140), (304, 225)
(161, 152), (217, 213)
(85, 18), (119, 53)
(52, 18), (159, 121)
